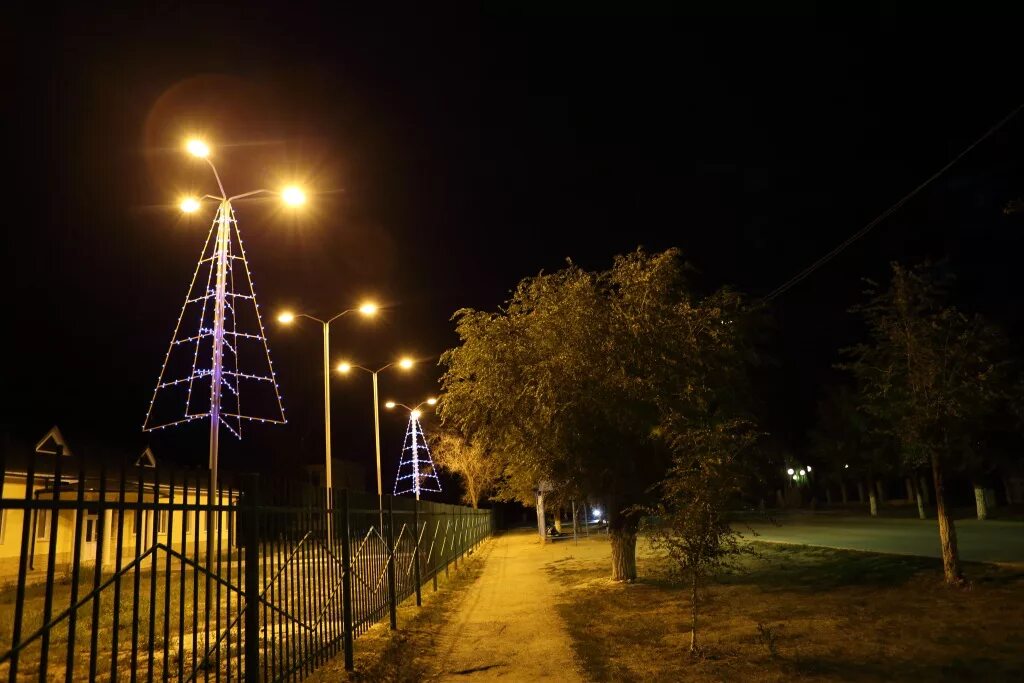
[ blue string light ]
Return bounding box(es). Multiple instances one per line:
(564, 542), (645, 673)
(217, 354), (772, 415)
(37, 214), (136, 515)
(393, 416), (442, 498)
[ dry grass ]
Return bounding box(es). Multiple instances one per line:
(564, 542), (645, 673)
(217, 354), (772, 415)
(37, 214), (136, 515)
(305, 541), (491, 682)
(549, 539), (1024, 682)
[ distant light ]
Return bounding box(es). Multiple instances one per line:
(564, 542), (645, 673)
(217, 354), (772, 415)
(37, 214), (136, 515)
(358, 302), (378, 316)
(337, 362), (352, 374)
(799, 470), (806, 476)
(844, 464), (849, 469)
(398, 357), (414, 370)
(793, 474), (799, 480)
(277, 312), (295, 324)
(282, 186), (306, 206)
(426, 397), (437, 406)
(806, 465), (812, 472)
(786, 468), (795, 476)
(385, 401), (396, 409)
(592, 507), (601, 519)
(185, 139), (210, 158)
(180, 197), (201, 213)
(411, 409), (422, 420)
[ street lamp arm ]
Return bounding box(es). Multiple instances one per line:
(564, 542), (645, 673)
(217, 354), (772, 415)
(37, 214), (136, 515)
(228, 188), (277, 201)
(326, 309), (357, 325)
(293, 313), (327, 325)
(204, 158), (228, 200)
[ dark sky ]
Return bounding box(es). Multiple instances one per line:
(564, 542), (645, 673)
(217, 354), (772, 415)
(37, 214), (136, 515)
(6, 5), (1023, 494)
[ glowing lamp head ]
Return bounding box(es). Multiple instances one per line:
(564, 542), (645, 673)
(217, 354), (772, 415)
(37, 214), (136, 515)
(592, 507), (601, 519)
(398, 357), (414, 370)
(385, 401), (396, 409)
(799, 470), (806, 476)
(358, 302), (378, 317)
(277, 312), (295, 324)
(806, 465), (812, 472)
(844, 464), (849, 469)
(411, 409), (422, 420)
(426, 397), (437, 406)
(786, 468), (794, 476)
(186, 139), (210, 158)
(180, 197), (201, 213)
(282, 186), (306, 206)
(336, 362), (352, 374)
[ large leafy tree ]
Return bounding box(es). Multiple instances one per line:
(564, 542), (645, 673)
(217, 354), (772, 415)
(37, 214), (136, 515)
(843, 262), (1008, 585)
(439, 248), (751, 581)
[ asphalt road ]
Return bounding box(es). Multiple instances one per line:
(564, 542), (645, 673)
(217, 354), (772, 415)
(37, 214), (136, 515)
(745, 514), (1024, 563)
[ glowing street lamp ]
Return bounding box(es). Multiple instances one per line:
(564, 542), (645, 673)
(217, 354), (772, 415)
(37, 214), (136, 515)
(146, 137), (304, 492)
(336, 357), (415, 510)
(276, 303), (378, 513)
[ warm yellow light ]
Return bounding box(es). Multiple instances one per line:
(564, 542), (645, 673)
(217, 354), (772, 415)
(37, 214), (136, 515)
(277, 312), (295, 324)
(398, 357), (414, 370)
(358, 302), (378, 317)
(385, 401), (396, 409)
(282, 186), (306, 206)
(336, 362), (352, 374)
(186, 139), (210, 158)
(180, 197), (201, 213)
(411, 409), (422, 420)
(426, 397), (437, 406)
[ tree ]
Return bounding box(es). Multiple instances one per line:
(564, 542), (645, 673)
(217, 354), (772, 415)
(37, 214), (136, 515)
(843, 263), (1008, 585)
(439, 249), (752, 581)
(642, 418), (758, 653)
(430, 431), (502, 509)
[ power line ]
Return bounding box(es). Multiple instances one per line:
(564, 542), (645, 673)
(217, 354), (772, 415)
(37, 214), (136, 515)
(762, 102), (1024, 304)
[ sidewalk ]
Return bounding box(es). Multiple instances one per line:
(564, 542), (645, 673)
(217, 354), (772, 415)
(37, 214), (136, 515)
(431, 528), (583, 681)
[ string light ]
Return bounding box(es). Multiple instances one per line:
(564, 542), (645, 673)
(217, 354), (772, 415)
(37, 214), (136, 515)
(143, 200), (286, 437)
(393, 415), (442, 498)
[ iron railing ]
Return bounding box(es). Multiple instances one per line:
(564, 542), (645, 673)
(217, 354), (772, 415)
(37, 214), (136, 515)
(0, 453), (493, 682)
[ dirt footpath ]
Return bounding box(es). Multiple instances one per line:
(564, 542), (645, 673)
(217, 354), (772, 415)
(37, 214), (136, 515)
(430, 529), (584, 681)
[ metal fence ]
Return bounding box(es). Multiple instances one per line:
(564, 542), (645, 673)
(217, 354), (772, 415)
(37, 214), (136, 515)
(0, 453), (493, 682)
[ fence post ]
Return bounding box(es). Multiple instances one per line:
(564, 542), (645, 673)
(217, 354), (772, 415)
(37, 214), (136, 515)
(386, 495), (398, 630)
(413, 499), (422, 607)
(340, 489), (354, 671)
(242, 474), (260, 683)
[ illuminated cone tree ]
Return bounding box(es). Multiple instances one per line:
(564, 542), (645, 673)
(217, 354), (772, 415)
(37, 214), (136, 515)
(393, 415), (442, 500)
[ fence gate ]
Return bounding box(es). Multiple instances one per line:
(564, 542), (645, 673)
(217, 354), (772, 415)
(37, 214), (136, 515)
(0, 459), (493, 682)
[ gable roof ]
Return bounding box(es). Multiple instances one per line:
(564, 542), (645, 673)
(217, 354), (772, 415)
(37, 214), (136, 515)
(34, 425), (73, 456)
(135, 447), (156, 468)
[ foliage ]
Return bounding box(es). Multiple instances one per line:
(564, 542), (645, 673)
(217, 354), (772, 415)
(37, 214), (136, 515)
(430, 430), (502, 509)
(439, 248), (755, 579)
(641, 418), (759, 652)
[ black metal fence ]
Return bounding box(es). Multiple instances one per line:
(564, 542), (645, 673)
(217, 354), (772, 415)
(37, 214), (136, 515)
(0, 454), (493, 682)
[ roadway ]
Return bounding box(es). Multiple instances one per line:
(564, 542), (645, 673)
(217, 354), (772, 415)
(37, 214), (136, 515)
(743, 513), (1024, 563)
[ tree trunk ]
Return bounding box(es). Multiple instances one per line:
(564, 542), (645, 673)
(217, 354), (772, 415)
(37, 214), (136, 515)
(932, 454), (964, 585)
(536, 490), (546, 542)
(973, 482), (988, 521)
(609, 521), (638, 582)
(905, 477), (915, 502)
(875, 479), (886, 504)
(689, 572), (698, 654)
(554, 508), (563, 533)
(572, 501), (579, 537)
(915, 480), (927, 520)
(919, 476), (931, 505)
(840, 480), (848, 505)
(867, 481), (878, 517)
(856, 481), (865, 503)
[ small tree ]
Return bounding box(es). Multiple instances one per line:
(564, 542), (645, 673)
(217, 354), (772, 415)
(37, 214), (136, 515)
(643, 418), (758, 654)
(431, 431), (502, 509)
(843, 263), (1008, 585)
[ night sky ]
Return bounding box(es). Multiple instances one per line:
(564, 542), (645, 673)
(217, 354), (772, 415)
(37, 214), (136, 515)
(6, 6), (1023, 497)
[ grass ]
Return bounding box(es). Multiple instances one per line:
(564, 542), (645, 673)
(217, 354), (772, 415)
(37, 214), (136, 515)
(305, 541), (491, 682)
(548, 539), (1024, 682)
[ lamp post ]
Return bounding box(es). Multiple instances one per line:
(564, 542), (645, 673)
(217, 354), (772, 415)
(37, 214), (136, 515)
(276, 303), (378, 506)
(336, 357), (415, 510)
(146, 137), (302, 493)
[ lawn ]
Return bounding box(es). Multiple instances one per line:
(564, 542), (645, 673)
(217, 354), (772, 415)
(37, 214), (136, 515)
(548, 539), (1024, 682)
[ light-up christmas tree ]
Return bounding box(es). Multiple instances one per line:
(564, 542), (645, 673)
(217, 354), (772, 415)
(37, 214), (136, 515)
(393, 414), (441, 500)
(143, 140), (289, 488)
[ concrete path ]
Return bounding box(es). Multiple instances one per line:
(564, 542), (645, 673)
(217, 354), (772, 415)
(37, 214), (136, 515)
(746, 514), (1024, 563)
(432, 529), (582, 681)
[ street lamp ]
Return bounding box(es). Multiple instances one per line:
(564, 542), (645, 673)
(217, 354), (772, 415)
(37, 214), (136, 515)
(336, 357), (415, 510)
(145, 137), (301, 493)
(384, 397), (437, 415)
(276, 303), (378, 507)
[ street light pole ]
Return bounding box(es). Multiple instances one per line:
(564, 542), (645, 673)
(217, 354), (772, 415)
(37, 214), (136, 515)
(384, 398), (438, 501)
(208, 199), (231, 491)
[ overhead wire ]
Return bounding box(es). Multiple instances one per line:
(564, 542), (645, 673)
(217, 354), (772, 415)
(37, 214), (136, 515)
(761, 102), (1024, 304)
